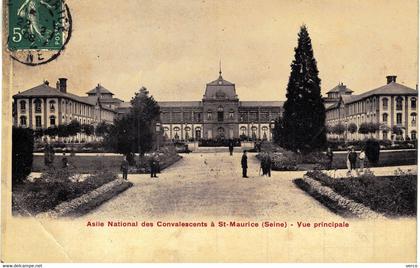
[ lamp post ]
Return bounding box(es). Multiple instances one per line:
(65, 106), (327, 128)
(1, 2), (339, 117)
(156, 122), (161, 151)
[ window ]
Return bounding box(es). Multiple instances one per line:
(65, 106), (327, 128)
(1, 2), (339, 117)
(240, 126), (247, 135)
(396, 113), (402, 124)
(207, 110), (213, 120)
(229, 110), (234, 119)
(173, 127), (180, 140)
(194, 112), (202, 122)
(49, 100), (56, 112)
(396, 97), (403, 111)
(382, 113), (388, 123)
(35, 116), (42, 128)
(411, 131), (417, 140)
(260, 112), (269, 122)
(20, 116), (27, 126)
(172, 112), (181, 122)
(34, 99), (42, 113)
(382, 98), (388, 110)
(217, 106), (224, 122)
(249, 112), (258, 122)
(240, 113), (247, 122)
(20, 100), (26, 112)
(50, 115), (56, 126)
(411, 98), (416, 109)
(183, 112), (192, 121)
(411, 112), (417, 126)
(251, 126), (257, 139)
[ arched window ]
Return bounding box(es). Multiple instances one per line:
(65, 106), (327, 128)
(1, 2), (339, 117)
(411, 131), (417, 140)
(20, 100), (26, 112)
(163, 127), (169, 138)
(396, 97), (403, 111)
(34, 99), (42, 113)
(173, 127), (180, 140)
(411, 112), (417, 126)
(217, 106), (224, 122)
(50, 115), (56, 126)
(207, 110), (212, 120)
(382, 98), (388, 110)
(229, 109), (234, 119)
(20, 116), (27, 127)
(240, 126), (247, 135)
(49, 100), (56, 112)
(411, 98), (417, 109)
(382, 113), (388, 123)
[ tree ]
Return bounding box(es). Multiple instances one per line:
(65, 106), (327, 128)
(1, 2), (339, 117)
(82, 124), (94, 136)
(57, 124), (69, 139)
(12, 127), (34, 185)
(367, 122), (379, 137)
(44, 126), (59, 138)
(332, 123), (345, 139)
(67, 119), (81, 137)
(358, 122), (370, 136)
(279, 25), (326, 152)
(104, 87), (160, 156)
(95, 121), (111, 137)
(347, 123), (357, 135)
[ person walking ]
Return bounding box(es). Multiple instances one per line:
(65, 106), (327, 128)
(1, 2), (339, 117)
(348, 147), (358, 175)
(260, 152), (267, 176)
(326, 147), (334, 170)
(358, 149), (366, 172)
(265, 152), (272, 177)
(61, 152), (69, 168)
(149, 154), (158, 178)
(228, 140), (234, 156)
(241, 150), (248, 178)
(120, 156), (129, 180)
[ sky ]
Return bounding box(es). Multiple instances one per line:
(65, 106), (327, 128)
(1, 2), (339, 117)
(9, 0), (419, 102)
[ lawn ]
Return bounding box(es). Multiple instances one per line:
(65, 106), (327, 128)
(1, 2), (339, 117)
(306, 170), (417, 217)
(12, 168), (118, 215)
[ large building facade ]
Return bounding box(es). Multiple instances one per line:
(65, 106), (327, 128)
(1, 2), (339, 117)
(13, 78), (117, 130)
(158, 71), (283, 141)
(325, 75), (418, 141)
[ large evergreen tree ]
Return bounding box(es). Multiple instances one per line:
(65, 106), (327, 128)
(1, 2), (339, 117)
(106, 87), (161, 156)
(279, 25), (326, 152)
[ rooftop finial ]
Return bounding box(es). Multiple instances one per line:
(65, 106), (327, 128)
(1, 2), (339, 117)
(219, 59), (222, 77)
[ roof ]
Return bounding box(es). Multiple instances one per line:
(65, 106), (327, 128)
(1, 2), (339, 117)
(347, 82), (417, 104)
(117, 102), (132, 108)
(204, 73), (237, 99)
(158, 101), (202, 107)
(86, 84), (114, 95)
(239, 101), (284, 107)
(13, 83), (94, 106)
(327, 83), (353, 94)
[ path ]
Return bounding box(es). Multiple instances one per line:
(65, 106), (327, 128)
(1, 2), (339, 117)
(80, 150), (341, 220)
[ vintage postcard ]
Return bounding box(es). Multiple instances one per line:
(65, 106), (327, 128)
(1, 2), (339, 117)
(1, 0), (418, 263)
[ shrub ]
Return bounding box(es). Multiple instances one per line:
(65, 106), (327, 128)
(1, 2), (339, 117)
(365, 139), (380, 165)
(12, 127), (34, 185)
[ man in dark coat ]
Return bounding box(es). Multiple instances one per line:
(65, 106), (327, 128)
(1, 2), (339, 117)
(149, 154), (158, 178)
(326, 147), (334, 170)
(241, 150), (248, 178)
(264, 153), (272, 177)
(120, 156), (129, 180)
(348, 148), (358, 171)
(228, 140), (234, 156)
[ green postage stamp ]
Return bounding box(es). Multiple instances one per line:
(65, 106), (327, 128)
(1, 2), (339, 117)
(7, 0), (72, 65)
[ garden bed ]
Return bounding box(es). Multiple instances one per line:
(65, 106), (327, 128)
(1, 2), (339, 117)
(304, 170), (417, 217)
(12, 168), (120, 216)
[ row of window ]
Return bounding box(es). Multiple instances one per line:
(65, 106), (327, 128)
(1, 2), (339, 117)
(382, 97), (416, 110)
(161, 111), (277, 122)
(19, 115), (94, 128)
(19, 99), (95, 117)
(382, 112), (417, 126)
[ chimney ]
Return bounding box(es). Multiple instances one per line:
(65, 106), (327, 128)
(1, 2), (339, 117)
(58, 78), (67, 93)
(386, 75), (397, 84)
